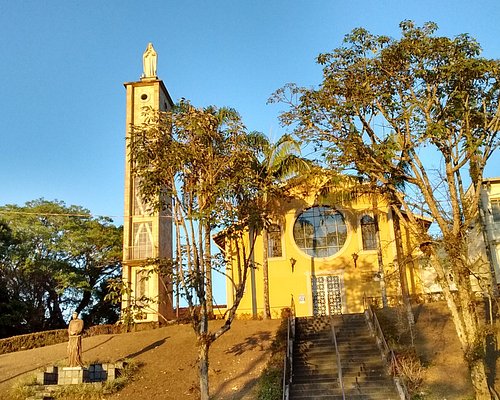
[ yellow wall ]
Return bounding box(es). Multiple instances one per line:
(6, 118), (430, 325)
(226, 185), (423, 317)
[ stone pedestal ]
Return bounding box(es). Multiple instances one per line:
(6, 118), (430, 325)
(36, 362), (123, 387)
(57, 366), (88, 385)
(36, 366), (58, 385)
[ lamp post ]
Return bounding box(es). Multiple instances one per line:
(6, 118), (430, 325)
(352, 253), (359, 268)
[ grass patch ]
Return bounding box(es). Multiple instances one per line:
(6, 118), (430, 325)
(10, 359), (140, 400)
(255, 318), (288, 400)
(9, 375), (38, 400)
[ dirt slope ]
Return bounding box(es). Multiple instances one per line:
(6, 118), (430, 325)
(412, 302), (475, 399)
(0, 319), (281, 400)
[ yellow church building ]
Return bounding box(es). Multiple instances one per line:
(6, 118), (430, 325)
(219, 177), (430, 318)
(121, 44), (430, 322)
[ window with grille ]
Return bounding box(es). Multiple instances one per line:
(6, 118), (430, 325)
(361, 215), (377, 250)
(267, 224), (283, 258)
(133, 178), (146, 215)
(132, 222), (153, 259)
(135, 269), (149, 320)
(293, 206), (347, 258)
(491, 199), (500, 223)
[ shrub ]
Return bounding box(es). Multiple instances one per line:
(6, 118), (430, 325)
(256, 318), (287, 400)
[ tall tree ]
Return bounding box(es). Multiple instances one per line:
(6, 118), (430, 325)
(252, 133), (311, 319)
(127, 101), (267, 400)
(0, 199), (122, 333)
(272, 21), (500, 398)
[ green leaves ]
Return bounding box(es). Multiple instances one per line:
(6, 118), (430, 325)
(0, 199), (122, 334)
(274, 21), (499, 229)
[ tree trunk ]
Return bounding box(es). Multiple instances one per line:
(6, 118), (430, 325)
(74, 277), (97, 316)
(199, 338), (210, 400)
(249, 227), (258, 318)
(47, 287), (66, 329)
(391, 206), (415, 342)
(198, 309), (211, 400)
(470, 359), (493, 399)
(372, 195), (388, 308)
(204, 221), (213, 317)
(438, 242), (492, 399)
(262, 228), (271, 319)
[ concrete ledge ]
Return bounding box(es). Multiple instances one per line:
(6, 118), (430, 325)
(36, 362), (123, 386)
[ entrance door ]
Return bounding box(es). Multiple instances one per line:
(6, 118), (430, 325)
(311, 275), (343, 316)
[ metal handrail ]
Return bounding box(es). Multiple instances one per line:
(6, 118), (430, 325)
(282, 302), (295, 400)
(330, 316), (345, 400)
(365, 305), (410, 400)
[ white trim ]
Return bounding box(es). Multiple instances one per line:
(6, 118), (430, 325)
(290, 205), (354, 261)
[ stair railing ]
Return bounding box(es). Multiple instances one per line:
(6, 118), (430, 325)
(329, 316), (346, 400)
(282, 299), (295, 400)
(365, 305), (410, 400)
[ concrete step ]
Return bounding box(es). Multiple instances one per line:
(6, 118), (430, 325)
(290, 387), (399, 400)
(292, 376), (339, 384)
(290, 314), (399, 400)
(295, 348), (380, 356)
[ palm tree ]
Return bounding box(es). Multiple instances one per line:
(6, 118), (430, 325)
(254, 133), (311, 319)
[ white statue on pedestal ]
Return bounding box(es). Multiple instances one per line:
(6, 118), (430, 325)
(142, 43), (157, 78)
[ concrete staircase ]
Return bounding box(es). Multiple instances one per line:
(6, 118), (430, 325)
(289, 314), (400, 400)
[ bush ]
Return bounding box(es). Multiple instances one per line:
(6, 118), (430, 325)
(392, 349), (425, 395)
(256, 318), (288, 400)
(0, 322), (160, 355)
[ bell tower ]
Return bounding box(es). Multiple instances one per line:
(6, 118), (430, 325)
(122, 43), (174, 322)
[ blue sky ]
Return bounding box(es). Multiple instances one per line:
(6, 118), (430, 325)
(1, 1), (499, 302)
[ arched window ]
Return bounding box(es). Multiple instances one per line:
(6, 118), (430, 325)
(492, 199), (500, 223)
(293, 206), (347, 257)
(361, 215), (377, 250)
(268, 224), (282, 258)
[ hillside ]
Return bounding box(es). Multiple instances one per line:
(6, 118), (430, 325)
(1, 302), (497, 399)
(0, 319), (281, 400)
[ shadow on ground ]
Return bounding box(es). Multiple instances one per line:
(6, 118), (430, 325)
(225, 331), (271, 356)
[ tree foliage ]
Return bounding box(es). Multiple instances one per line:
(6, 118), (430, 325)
(252, 133), (311, 319)
(127, 100), (268, 400)
(0, 199), (122, 336)
(272, 21), (500, 399)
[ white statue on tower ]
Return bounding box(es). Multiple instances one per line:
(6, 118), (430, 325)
(142, 43), (157, 79)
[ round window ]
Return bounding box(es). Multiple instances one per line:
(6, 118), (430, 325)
(293, 206), (347, 257)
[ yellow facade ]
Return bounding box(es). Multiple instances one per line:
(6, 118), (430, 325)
(225, 181), (424, 318)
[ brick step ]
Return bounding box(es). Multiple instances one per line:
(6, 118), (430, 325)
(297, 342), (379, 350)
(293, 361), (337, 369)
(294, 347), (336, 355)
(292, 377), (339, 384)
(335, 332), (370, 337)
(290, 386), (398, 398)
(296, 333), (333, 340)
(295, 349), (380, 359)
(290, 396), (399, 400)
(335, 333), (373, 340)
(337, 357), (384, 364)
(294, 363), (386, 374)
(291, 315), (397, 400)
(341, 367), (387, 375)
(293, 370), (339, 379)
(294, 373), (390, 386)
(294, 354), (337, 362)
(297, 323), (331, 329)
(296, 338), (335, 345)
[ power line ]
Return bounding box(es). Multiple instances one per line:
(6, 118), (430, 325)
(0, 210), (121, 219)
